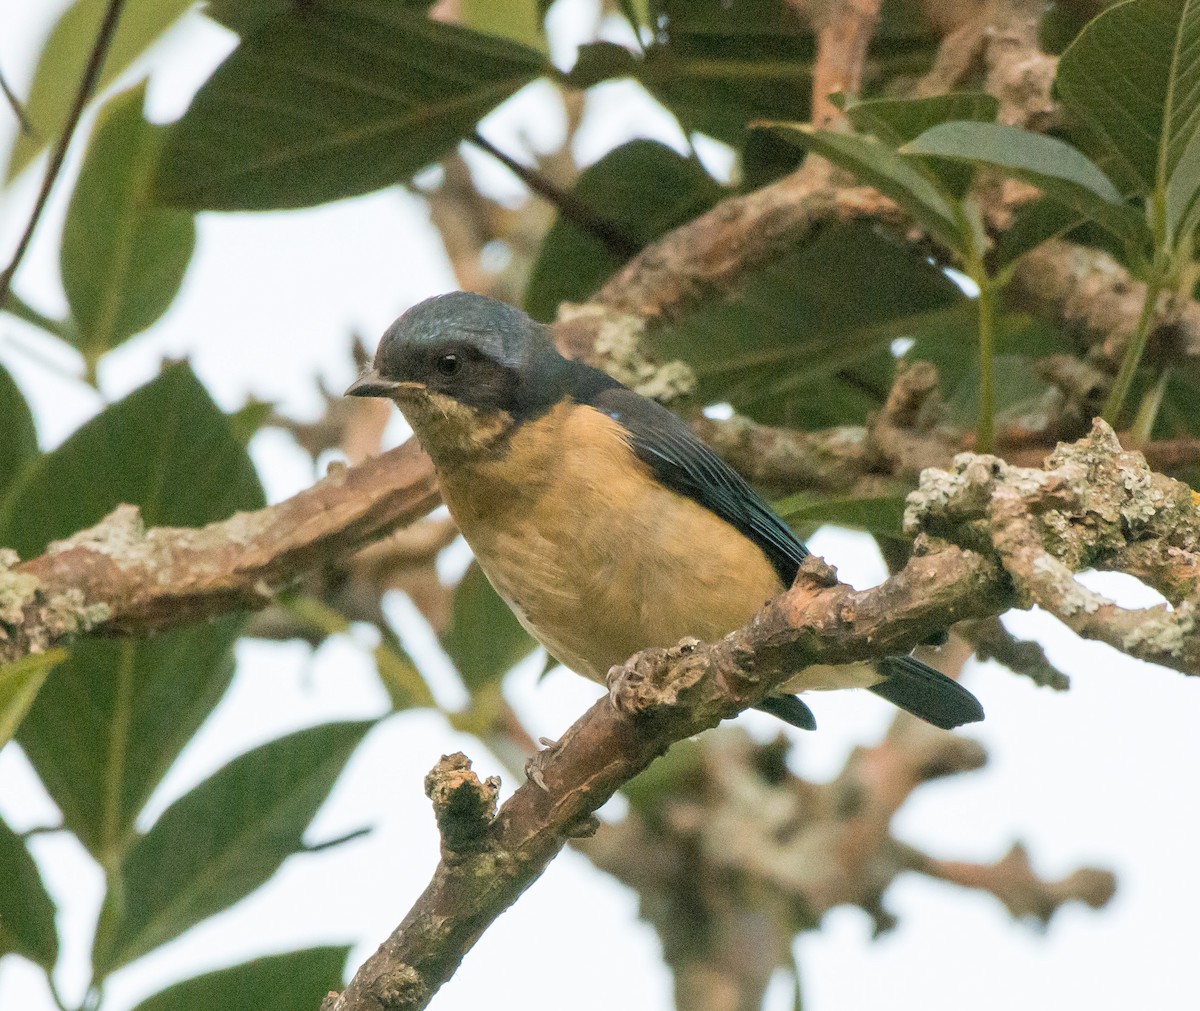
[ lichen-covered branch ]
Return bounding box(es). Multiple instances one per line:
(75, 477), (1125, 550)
(0, 441), (438, 663)
(321, 420), (1194, 1011)
(913, 420), (1200, 673)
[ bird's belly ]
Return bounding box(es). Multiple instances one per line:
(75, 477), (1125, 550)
(436, 406), (785, 685)
(435, 402), (884, 694)
(466, 494), (780, 685)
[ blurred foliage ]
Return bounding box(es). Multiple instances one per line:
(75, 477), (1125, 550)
(0, 0), (1197, 1008)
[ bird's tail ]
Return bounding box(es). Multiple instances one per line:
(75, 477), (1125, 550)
(755, 694), (817, 730)
(869, 655), (984, 729)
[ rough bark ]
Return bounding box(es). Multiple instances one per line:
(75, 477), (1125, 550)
(322, 421), (1189, 1011)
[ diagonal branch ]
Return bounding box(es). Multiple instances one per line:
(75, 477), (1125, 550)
(321, 420), (1198, 1011)
(0, 0), (128, 310)
(1, 441), (438, 662)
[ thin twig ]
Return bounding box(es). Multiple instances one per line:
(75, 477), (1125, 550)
(468, 131), (642, 259)
(0, 63), (35, 137)
(0, 0), (127, 310)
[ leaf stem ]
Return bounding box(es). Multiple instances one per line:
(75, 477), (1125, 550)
(1102, 278), (1163, 424)
(975, 276), (996, 454)
(0, 0), (128, 311)
(1130, 367), (1171, 443)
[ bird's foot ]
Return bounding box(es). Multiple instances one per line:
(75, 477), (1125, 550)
(524, 736), (561, 792)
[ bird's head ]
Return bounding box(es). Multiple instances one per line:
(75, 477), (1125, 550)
(346, 291), (567, 460)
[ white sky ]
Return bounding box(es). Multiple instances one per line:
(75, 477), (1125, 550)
(1, 3), (1198, 1011)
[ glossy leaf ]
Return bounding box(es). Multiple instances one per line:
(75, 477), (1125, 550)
(0, 363), (37, 500)
(649, 223), (963, 426)
(842, 91), (998, 196)
(442, 563), (536, 692)
(0, 814), (58, 969)
(764, 124), (963, 250)
(524, 140), (723, 321)
(94, 721), (373, 972)
(130, 947), (350, 1011)
(904, 122), (1148, 246)
(1056, 0), (1200, 201)
(61, 86), (196, 365)
(4, 0), (193, 180)
(9, 365), (264, 865)
(156, 0), (548, 210)
(0, 651), (66, 751)
(635, 0), (815, 146)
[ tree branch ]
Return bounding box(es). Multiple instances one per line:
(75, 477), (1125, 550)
(804, 0), (883, 126)
(320, 419), (1194, 1011)
(1, 441), (438, 662)
(0, 0), (128, 310)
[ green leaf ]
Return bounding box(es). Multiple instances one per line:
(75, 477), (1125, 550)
(524, 140), (723, 321)
(0, 650), (67, 751)
(991, 197), (1084, 272)
(560, 41), (640, 89)
(442, 563), (535, 692)
(774, 493), (908, 540)
(129, 947), (351, 1011)
(842, 92), (998, 196)
(763, 124), (964, 251)
(649, 223), (963, 426)
(4, 0), (194, 181)
(842, 93), (1000, 146)
(904, 302), (1073, 404)
(461, 0), (546, 50)
(904, 123), (1149, 247)
(1166, 122), (1200, 241)
(1056, 0), (1200, 201)
(0, 814), (58, 969)
(61, 85), (196, 366)
(0, 363), (37, 500)
(0, 363), (263, 559)
(634, 0), (815, 147)
(156, 0), (548, 210)
(95, 721), (373, 973)
(8, 365), (264, 865)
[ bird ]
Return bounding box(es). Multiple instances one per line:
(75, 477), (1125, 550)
(346, 291), (983, 732)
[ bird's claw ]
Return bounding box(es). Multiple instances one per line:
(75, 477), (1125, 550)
(525, 736), (561, 792)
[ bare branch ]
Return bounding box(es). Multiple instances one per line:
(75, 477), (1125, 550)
(911, 842), (1117, 922)
(0, 0), (128, 309)
(803, 0), (883, 126)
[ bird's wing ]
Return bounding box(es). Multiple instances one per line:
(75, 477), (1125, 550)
(586, 385), (807, 584)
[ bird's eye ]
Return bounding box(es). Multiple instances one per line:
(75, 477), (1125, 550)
(436, 353), (462, 377)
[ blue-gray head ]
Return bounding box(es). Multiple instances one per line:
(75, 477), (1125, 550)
(346, 292), (572, 455)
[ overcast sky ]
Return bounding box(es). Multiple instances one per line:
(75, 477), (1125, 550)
(1, 3), (1197, 1010)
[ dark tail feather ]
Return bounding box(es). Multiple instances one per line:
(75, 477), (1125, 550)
(755, 694), (817, 731)
(870, 655), (984, 729)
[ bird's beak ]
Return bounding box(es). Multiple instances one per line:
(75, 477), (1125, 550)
(344, 371), (423, 399)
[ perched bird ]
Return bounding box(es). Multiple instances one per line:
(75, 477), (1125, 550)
(347, 291), (982, 732)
